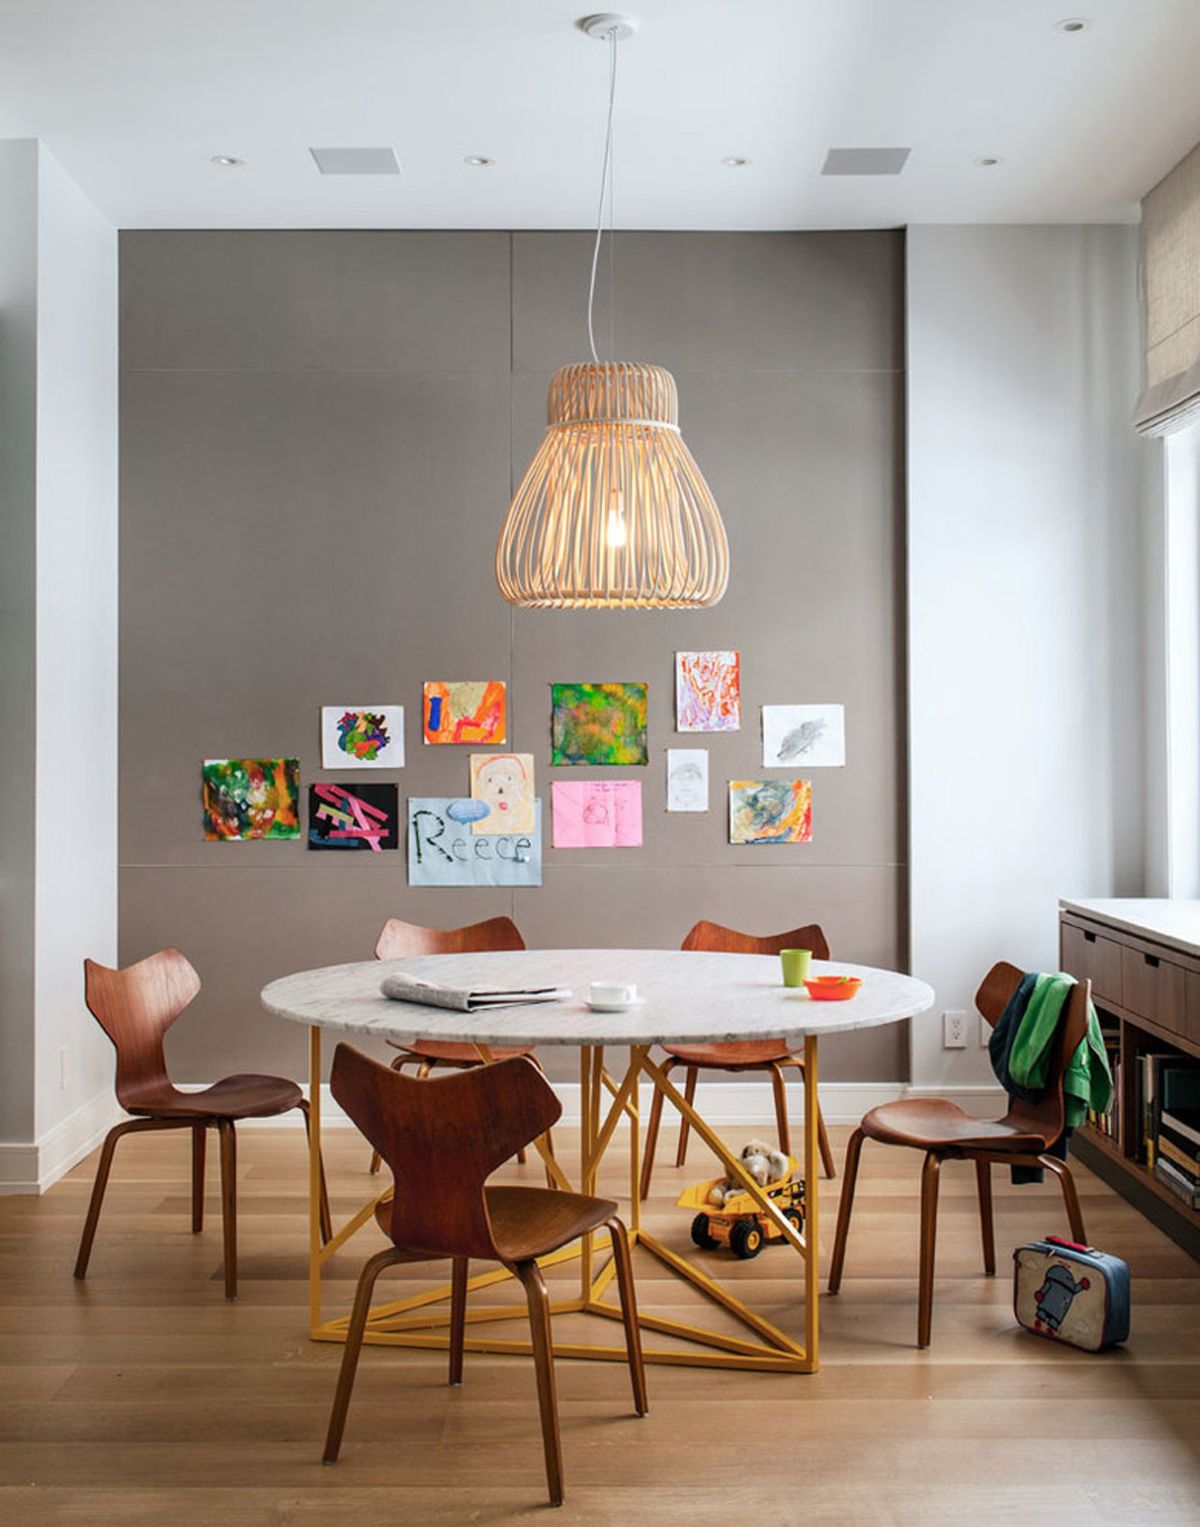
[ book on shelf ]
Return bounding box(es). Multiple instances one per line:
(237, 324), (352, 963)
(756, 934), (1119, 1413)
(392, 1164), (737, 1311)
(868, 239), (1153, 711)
(1154, 1155), (1200, 1211)
(1160, 1107), (1200, 1155)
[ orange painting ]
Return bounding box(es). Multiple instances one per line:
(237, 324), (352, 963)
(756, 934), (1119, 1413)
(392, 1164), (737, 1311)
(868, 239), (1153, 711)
(728, 779), (812, 845)
(422, 681), (507, 745)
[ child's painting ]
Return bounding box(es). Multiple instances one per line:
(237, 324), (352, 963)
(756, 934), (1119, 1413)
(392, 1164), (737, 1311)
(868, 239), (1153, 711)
(762, 705), (845, 768)
(469, 752), (536, 835)
(666, 749), (709, 812)
(551, 682), (648, 766)
(728, 779), (812, 845)
(308, 783), (398, 852)
(551, 780), (643, 848)
(423, 681), (507, 746)
(321, 706), (405, 769)
(408, 798), (542, 887)
(676, 651), (741, 732)
(203, 758), (300, 840)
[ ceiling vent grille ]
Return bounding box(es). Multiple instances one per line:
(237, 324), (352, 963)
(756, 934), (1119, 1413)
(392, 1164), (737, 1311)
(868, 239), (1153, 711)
(821, 147), (910, 176)
(309, 147), (401, 176)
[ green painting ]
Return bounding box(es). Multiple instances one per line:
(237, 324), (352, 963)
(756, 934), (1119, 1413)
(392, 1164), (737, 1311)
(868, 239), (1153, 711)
(550, 682), (648, 766)
(202, 758), (301, 840)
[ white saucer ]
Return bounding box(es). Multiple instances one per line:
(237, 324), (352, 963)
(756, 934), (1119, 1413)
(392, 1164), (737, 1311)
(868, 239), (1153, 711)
(585, 996), (647, 1013)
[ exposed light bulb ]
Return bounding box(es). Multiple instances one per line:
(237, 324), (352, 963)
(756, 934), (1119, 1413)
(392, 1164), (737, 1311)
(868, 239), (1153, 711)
(606, 490), (628, 548)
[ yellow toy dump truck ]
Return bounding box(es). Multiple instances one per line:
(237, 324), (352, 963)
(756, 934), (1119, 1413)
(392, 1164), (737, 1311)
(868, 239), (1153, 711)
(677, 1159), (805, 1259)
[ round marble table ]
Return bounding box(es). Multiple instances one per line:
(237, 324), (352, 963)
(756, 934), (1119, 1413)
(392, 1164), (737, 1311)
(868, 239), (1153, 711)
(263, 950), (933, 1375)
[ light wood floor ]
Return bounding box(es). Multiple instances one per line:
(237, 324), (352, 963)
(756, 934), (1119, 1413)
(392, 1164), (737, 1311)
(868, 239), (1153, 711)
(2, 1120), (1198, 1525)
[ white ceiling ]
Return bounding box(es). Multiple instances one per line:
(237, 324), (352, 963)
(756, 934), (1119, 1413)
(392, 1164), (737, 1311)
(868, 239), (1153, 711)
(1, 0), (1198, 230)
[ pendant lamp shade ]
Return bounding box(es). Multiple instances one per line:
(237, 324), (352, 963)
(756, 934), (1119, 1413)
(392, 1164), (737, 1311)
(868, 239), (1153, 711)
(496, 361), (729, 609)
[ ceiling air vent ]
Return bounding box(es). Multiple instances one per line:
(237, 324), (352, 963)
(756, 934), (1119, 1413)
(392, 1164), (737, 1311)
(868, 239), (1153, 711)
(821, 147), (910, 176)
(309, 147), (401, 176)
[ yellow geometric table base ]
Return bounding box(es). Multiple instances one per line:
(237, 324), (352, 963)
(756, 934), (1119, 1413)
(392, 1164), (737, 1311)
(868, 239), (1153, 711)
(306, 1030), (820, 1374)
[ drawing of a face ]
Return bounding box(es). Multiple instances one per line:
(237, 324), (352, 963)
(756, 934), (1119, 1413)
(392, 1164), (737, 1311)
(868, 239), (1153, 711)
(671, 762), (705, 810)
(476, 756), (527, 819)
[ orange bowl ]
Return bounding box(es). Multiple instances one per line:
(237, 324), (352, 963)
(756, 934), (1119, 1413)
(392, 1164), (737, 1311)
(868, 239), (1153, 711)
(803, 975), (862, 1002)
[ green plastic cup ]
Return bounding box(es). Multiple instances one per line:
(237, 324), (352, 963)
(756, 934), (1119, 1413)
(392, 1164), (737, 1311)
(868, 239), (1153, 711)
(780, 948), (813, 987)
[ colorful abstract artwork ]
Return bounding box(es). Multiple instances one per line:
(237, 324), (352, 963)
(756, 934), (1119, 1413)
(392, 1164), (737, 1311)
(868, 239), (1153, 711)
(666, 748), (709, 812)
(321, 705), (405, 769)
(308, 783), (398, 852)
(202, 758), (300, 841)
(550, 682), (648, 766)
(728, 779), (813, 845)
(762, 705), (845, 768)
(676, 651), (741, 732)
(407, 798), (542, 887)
(551, 780), (643, 848)
(469, 752), (536, 834)
(423, 681), (507, 746)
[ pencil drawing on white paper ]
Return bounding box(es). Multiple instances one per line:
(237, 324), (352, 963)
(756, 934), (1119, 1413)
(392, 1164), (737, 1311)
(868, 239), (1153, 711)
(666, 749), (709, 812)
(761, 705), (845, 768)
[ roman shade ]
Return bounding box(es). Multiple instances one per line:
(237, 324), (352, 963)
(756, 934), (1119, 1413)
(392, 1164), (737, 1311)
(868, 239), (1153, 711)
(1135, 142), (1200, 436)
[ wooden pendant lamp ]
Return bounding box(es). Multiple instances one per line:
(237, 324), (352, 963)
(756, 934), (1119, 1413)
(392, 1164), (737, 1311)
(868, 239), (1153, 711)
(496, 16), (730, 611)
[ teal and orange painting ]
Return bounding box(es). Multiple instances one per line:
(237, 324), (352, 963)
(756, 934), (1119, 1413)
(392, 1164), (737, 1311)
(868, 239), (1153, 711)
(551, 682), (648, 766)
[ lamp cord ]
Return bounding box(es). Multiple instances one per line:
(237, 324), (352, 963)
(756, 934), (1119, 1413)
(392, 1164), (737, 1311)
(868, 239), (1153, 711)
(587, 28), (618, 366)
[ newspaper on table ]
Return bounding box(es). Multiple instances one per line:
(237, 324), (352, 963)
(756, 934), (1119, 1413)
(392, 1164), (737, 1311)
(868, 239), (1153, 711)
(381, 972), (570, 1013)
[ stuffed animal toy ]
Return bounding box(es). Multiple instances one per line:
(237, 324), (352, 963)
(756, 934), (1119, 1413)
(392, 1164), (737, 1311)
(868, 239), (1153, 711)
(707, 1139), (789, 1206)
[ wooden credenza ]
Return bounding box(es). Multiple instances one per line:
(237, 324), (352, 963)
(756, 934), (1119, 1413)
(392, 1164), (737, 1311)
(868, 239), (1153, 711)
(1060, 898), (1200, 1259)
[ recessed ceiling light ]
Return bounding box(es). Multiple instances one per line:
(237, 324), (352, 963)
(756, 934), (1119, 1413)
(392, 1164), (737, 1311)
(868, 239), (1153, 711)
(464, 155), (495, 167)
(1055, 17), (1091, 32)
(211, 155), (242, 168)
(974, 156), (1003, 167)
(721, 156), (751, 168)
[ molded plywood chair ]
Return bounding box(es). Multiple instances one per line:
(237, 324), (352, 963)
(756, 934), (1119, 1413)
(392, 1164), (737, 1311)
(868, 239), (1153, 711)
(828, 961), (1090, 1347)
(323, 1045), (647, 1506)
(75, 948), (330, 1299)
(639, 920), (837, 1200)
(369, 916), (549, 1175)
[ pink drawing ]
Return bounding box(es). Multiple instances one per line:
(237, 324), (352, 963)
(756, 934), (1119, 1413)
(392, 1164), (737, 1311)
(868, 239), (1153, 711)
(552, 781), (643, 848)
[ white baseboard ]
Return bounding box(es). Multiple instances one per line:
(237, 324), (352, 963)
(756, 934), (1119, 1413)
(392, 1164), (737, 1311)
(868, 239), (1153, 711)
(0, 1089), (124, 1196)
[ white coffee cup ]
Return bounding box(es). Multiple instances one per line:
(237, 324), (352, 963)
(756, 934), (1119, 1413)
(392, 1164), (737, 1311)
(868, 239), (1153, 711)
(589, 980), (638, 1006)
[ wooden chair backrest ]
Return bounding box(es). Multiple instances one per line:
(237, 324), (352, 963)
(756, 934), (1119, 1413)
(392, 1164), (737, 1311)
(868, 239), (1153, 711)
(330, 1044), (561, 1259)
(681, 918), (831, 961)
(374, 916), (526, 961)
(975, 961), (1092, 1144)
(83, 949), (200, 1109)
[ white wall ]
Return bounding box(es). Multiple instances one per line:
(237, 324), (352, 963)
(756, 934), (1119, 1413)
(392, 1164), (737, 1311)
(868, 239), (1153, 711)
(0, 142), (39, 1151)
(33, 146), (119, 1159)
(0, 140), (118, 1192)
(907, 225), (1152, 1087)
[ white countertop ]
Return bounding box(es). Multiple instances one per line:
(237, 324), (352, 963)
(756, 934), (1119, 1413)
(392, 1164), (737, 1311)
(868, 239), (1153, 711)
(1060, 898), (1200, 959)
(261, 949), (935, 1048)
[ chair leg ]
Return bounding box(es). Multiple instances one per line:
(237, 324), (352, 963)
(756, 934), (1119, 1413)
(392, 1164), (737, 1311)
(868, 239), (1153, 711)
(815, 1096), (837, 1180)
(1040, 1155), (1087, 1245)
(674, 1066), (699, 1168)
(639, 1057), (672, 1201)
(769, 1063), (792, 1157)
(323, 1246), (408, 1464)
(513, 1259), (564, 1507)
(975, 1159), (996, 1276)
(298, 1099), (333, 1245)
(917, 1151), (942, 1349)
(217, 1120), (238, 1301)
(827, 1126), (865, 1294)
(191, 1123), (207, 1233)
(74, 1119), (159, 1279)
(606, 1218), (648, 1417)
(449, 1256), (468, 1386)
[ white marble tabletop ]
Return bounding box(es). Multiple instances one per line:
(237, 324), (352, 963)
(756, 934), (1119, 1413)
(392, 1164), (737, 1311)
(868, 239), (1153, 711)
(261, 949), (934, 1048)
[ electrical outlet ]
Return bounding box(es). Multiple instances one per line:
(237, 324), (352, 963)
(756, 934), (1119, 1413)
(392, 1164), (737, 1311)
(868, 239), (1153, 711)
(943, 1010), (969, 1049)
(980, 1014), (991, 1047)
(59, 1045), (70, 1089)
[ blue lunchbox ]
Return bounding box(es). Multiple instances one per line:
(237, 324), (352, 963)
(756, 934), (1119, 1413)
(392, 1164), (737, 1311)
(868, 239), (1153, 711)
(1013, 1235), (1130, 1351)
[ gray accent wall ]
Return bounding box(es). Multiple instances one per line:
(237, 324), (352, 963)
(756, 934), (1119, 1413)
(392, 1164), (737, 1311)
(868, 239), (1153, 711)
(119, 230), (906, 1084)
